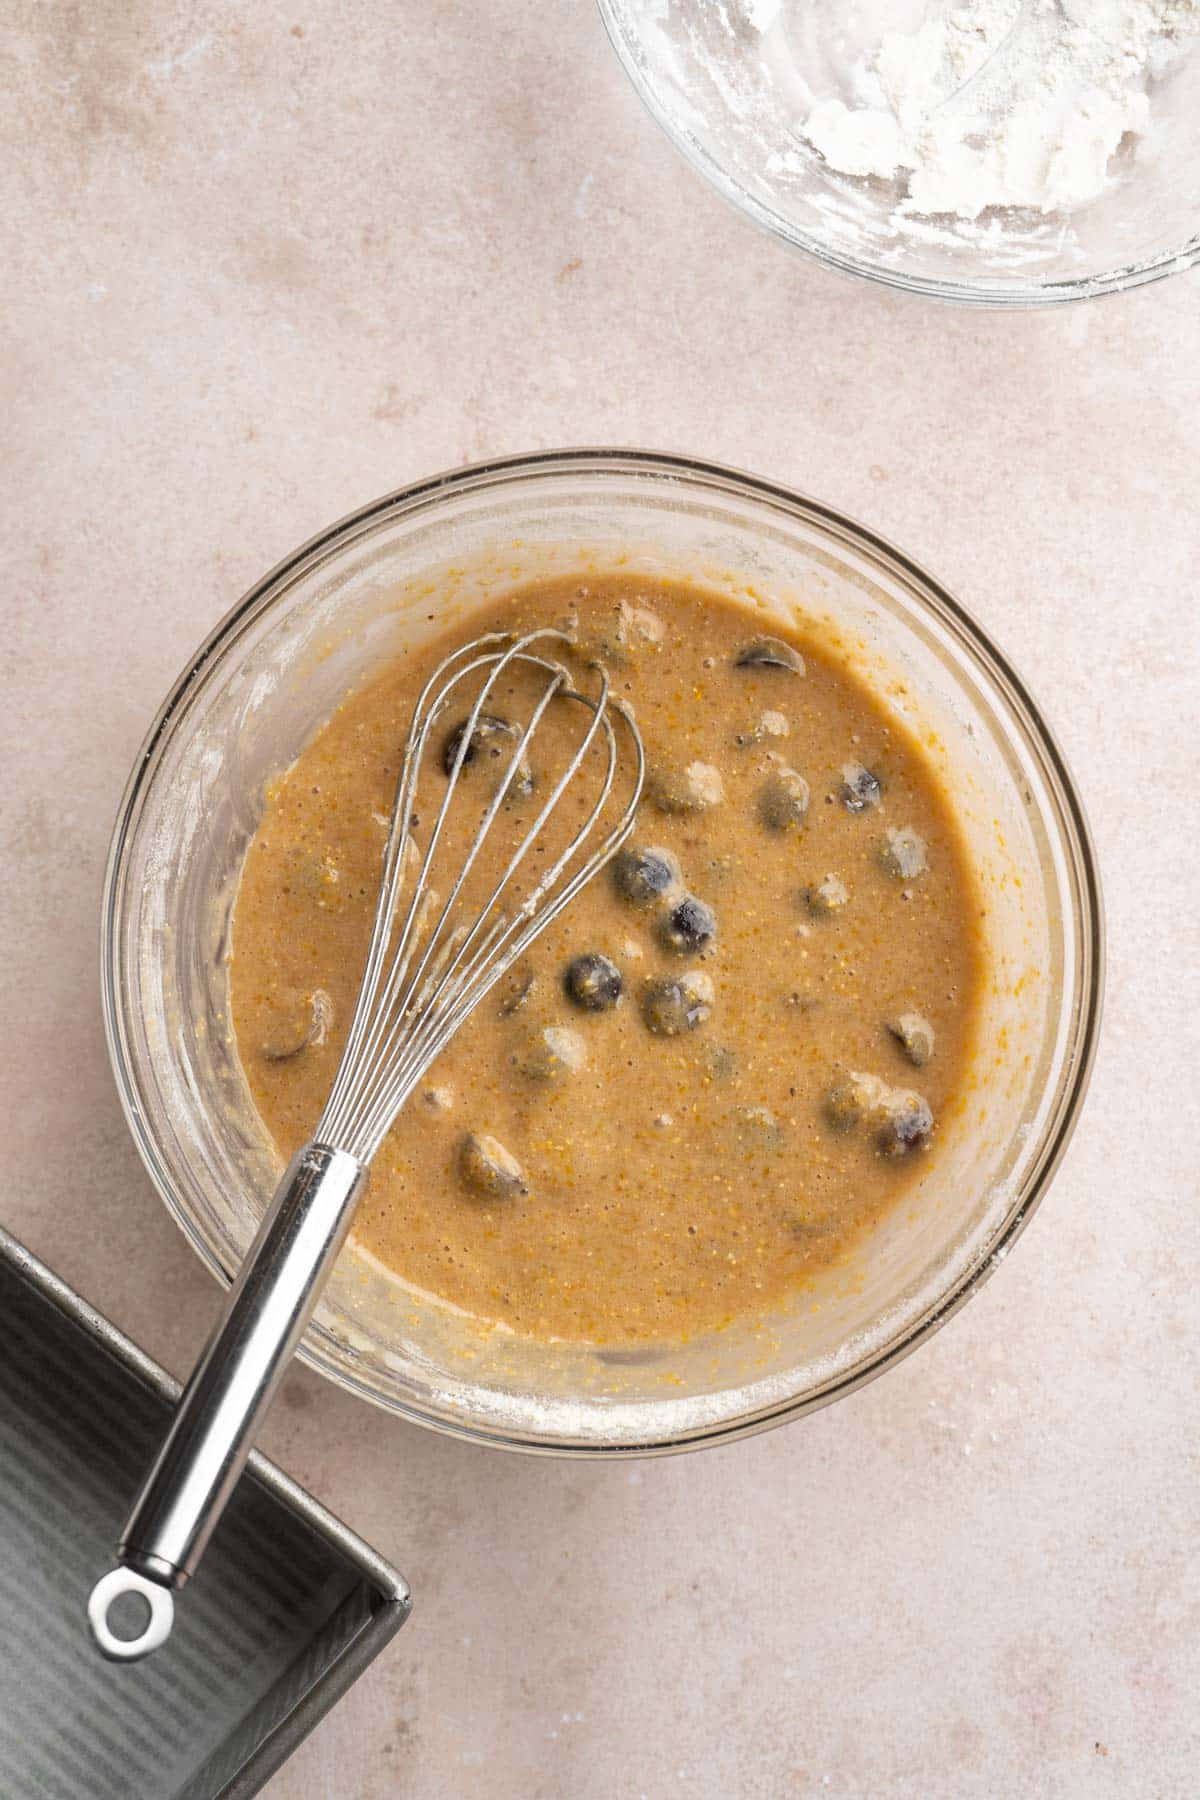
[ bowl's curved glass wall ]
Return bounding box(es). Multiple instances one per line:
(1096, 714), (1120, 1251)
(104, 452), (1101, 1452)
(599, 1), (1200, 307)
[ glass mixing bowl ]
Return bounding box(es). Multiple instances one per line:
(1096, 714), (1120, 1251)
(598, 0), (1200, 306)
(103, 450), (1102, 1454)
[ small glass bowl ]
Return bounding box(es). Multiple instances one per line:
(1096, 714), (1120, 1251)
(103, 451), (1102, 1455)
(598, 0), (1200, 306)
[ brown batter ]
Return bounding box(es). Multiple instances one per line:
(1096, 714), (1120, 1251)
(230, 576), (982, 1346)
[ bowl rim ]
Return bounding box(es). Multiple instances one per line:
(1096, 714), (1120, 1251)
(595, 0), (1200, 310)
(102, 447), (1105, 1456)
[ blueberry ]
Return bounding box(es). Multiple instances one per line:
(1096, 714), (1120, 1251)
(648, 760), (725, 814)
(734, 637), (806, 675)
(611, 845), (682, 908)
(876, 1092), (934, 1158)
(641, 970), (714, 1037)
(888, 1011), (935, 1068)
(564, 952), (623, 1012)
(734, 709), (790, 748)
(880, 826), (928, 880)
(517, 1025), (588, 1083)
(442, 713), (533, 796)
(824, 1077), (868, 1134)
(823, 1069), (888, 1134)
(733, 1105), (785, 1151)
(442, 711), (509, 773)
(804, 874), (849, 918)
(572, 598), (665, 666)
(838, 761), (882, 813)
(659, 895), (717, 955)
(759, 767), (810, 832)
(822, 1069), (933, 1156)
(458, 1132), (529, 1200)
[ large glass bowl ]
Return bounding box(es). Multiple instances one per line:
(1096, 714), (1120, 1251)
(103, 451), (1102, 1454)
(598, 0), (1200, 306)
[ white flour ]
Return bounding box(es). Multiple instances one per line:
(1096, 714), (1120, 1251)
(788, 1), (1200, 219)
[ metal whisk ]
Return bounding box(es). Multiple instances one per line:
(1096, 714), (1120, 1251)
(89, 628), (644, 1659)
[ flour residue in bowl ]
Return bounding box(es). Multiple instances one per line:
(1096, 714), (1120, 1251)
(767, 0), (1200, 220)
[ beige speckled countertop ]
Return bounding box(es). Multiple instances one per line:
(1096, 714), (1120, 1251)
(4, 3), (1199, 1796)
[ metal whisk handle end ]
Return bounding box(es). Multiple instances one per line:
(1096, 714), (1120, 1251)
(88, 1142), (367, 1660)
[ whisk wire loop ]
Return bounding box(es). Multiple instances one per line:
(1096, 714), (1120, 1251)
(318, 627), (643, 1161)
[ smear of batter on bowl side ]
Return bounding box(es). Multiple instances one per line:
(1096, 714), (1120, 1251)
(230, 575), (983, 1347)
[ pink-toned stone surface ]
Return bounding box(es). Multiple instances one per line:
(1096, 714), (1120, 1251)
(3, 2), (1198, 1795)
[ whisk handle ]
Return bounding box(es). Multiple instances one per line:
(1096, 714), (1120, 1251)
(87, 1143), (367, 1660)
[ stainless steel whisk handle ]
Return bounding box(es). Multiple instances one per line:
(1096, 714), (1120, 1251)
(87, 1143), (367, 1661)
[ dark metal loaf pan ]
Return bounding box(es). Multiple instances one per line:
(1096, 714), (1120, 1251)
(0, 1225), (410, 1799)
